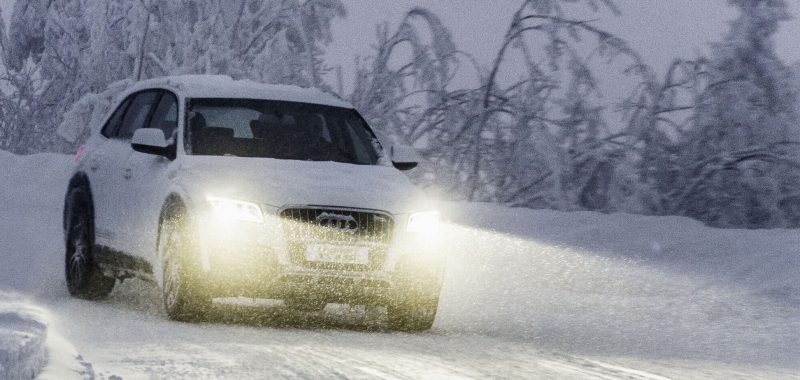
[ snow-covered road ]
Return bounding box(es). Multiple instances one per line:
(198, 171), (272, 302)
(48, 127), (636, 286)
(41, 288), (694, 380)
(2, 152), (800, 379)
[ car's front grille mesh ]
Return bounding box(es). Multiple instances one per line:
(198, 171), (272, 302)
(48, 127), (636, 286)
(279, 207), (394, 270)
(280, 208), (394, 244)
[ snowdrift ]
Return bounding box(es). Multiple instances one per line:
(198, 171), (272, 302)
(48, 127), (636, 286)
(444, 202), (800, 304)
(0, 151), (87, 379)
(0, 293), (48, 380)
(437, 203), (800, 366)
(0, 293), (91, 380)
(0, 150), (74, 209)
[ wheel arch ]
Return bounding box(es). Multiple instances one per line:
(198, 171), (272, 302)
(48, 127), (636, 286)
(155, 193), (188, 253)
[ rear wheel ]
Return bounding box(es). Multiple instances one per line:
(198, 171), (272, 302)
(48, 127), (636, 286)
(387, 297), (438, 332)
(159, 205), (211, 322)
(64, 187), (115, 300)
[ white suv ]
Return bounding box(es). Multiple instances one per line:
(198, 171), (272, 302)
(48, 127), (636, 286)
(62, 75), (444, 331)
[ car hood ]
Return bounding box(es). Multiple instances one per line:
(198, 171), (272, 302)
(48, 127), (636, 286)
(176, 156), (435, 215)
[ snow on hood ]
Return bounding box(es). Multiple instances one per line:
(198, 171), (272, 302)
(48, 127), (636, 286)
(177, 156), (435, 215)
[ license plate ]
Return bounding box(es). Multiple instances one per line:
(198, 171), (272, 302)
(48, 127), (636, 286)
(305, 244), (369, 265)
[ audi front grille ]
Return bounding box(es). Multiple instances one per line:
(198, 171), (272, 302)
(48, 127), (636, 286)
(279, 207), (394, 270)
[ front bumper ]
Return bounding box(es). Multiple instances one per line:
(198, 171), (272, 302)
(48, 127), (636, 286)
(193, 212), (445, 305)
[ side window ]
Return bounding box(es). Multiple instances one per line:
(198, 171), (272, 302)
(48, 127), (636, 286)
(117, 91), (160, 140)
(149, 91), (179, 139)
(100, 97), (132, 138)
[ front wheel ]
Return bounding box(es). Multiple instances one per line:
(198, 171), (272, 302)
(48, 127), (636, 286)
(387, 297), (439, 332)
(64, 187), (115, 300)
(159, 206), (211, 322)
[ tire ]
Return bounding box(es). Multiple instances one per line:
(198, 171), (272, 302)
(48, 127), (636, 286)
(159, 204), (211, 322)
(387, 297), (439, 332)
(284, 298), (327, 312)
(64, 187), (115, 300)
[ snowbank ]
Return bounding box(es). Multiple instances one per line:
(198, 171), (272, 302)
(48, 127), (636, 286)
(0, 151), (72, 296)
(0, 293), (90, 380)
(0, 293), (48, 380)
(437, 202), (800, 367)
(0, 150), (74, 208)
(0, 151), (90, 379)
(444, 202), (800, 303)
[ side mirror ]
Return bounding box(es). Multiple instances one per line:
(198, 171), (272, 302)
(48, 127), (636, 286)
(131, 128), (174, 159)
(390, 144), (419, 171)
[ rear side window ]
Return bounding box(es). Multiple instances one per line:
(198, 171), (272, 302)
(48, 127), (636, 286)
(101, 98), (131, 138)
(117, 91), (160, 140)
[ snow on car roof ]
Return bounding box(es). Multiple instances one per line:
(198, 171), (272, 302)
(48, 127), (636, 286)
(129, 75), (354, 109)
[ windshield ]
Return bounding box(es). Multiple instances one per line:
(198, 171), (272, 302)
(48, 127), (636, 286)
(186, 98), (382, 165)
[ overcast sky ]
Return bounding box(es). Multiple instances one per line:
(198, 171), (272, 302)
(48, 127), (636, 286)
(327, 0), (799, 66)
(1, 0), (799, 87)
(325, 1), (800, 93)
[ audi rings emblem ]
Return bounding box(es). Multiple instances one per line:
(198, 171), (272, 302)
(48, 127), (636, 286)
(316, 212), (359, 233)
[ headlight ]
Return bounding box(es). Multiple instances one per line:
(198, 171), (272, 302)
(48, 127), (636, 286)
(406, 211), (440, 233)
(206, 196), (264, 223)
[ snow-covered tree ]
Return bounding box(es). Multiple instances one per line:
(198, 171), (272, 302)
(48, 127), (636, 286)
(347, 7), (462, 196)
(352, 0), (650, 210)
(0, 2), (63, 154)
(618, 56), (710, 215)
(0, 0), (346, 152)
(666, 0), (800, 227)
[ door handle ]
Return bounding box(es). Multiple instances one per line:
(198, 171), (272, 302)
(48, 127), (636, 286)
(124, 168), (133, 180)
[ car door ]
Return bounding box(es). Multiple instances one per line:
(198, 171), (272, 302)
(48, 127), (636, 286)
(87, 97), (132, 249)
(124, 90), (180, 261)
(101, 90), (161, 255)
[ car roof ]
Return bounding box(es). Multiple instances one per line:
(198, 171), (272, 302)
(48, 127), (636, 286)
(128, 75), (354, 109)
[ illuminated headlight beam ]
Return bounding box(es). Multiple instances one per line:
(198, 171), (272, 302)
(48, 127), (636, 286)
(206, 196), (264, 223)
(406, 211), (440, 233)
